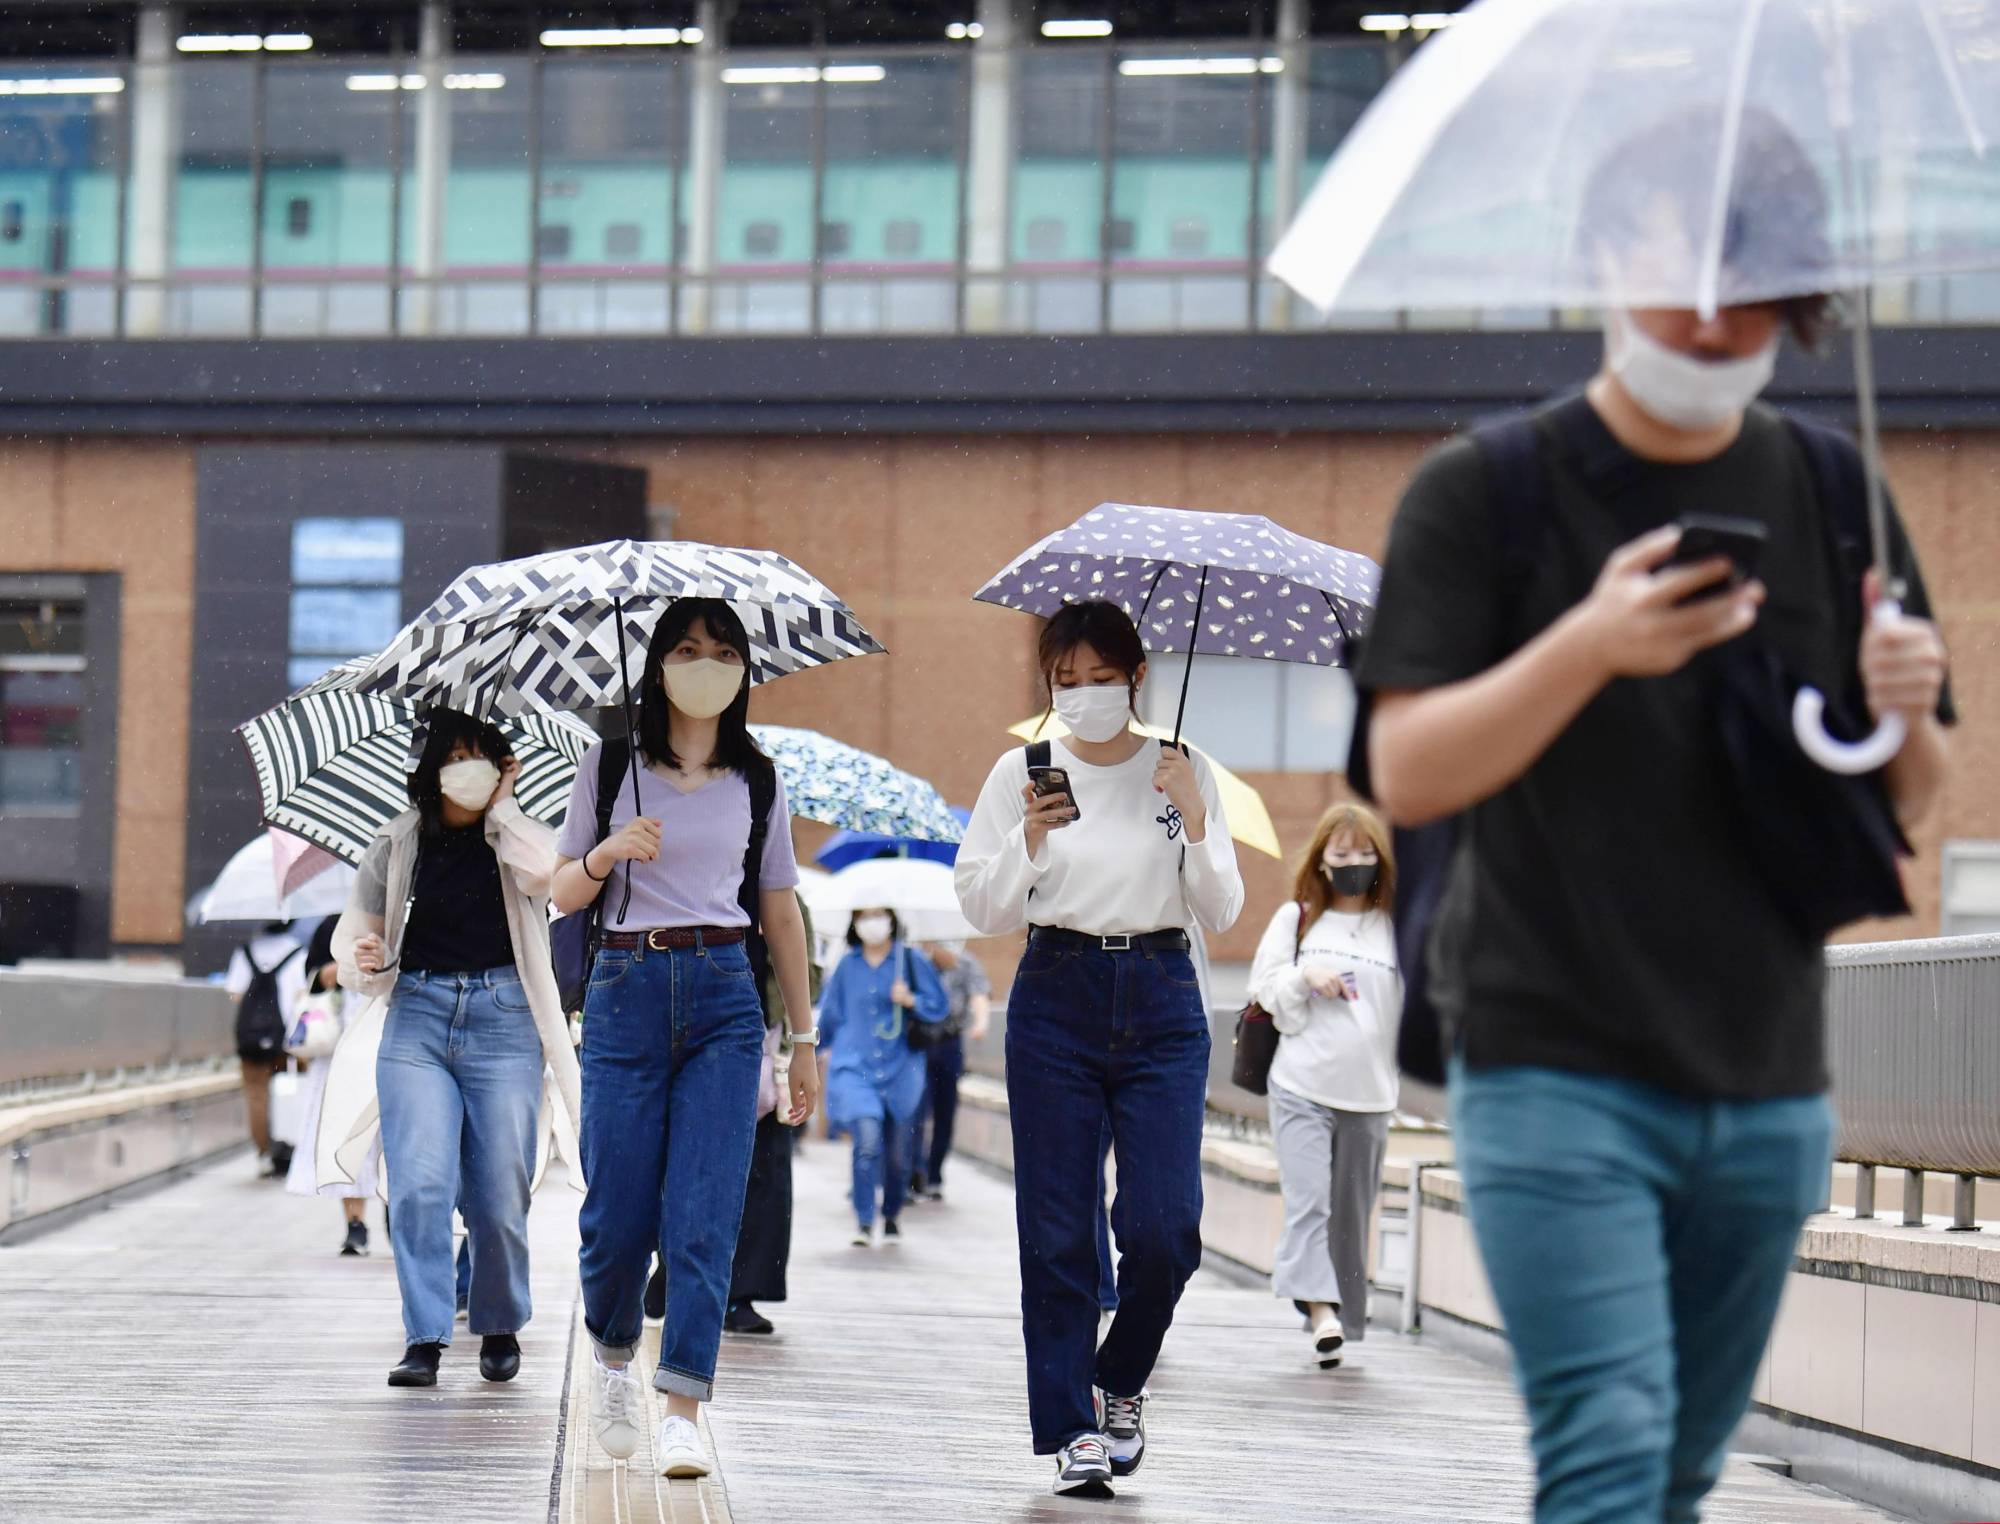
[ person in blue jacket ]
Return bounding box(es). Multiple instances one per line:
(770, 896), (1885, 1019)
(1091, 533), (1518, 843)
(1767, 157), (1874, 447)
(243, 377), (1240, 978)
(819, 906), (949, 1247)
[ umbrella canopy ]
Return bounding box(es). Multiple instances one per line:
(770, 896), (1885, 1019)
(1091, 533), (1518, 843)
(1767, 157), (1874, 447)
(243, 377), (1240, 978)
(820, 858), (979, 946)
(1005, 717), (1282, 859)
(238, 663), (601, 866)
(191, 831), (354, 925)
(1267, 0), (2000, 318)
(976, 503), (1377, 666)
(815, 807), (973, 872)
(304, 539), (885, 721)
(749, 726), (965, 844)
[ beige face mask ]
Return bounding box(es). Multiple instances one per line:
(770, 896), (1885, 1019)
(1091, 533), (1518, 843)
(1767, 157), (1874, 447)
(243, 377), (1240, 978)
(438, 758), (500, 811)
(662, 656), (745, 719)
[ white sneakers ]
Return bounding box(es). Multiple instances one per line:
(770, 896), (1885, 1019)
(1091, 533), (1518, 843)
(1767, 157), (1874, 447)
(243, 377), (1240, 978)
(851, 1223), (876, 1248)
(1096, 1388), (1147, 1476)
(656, 1415), (711, 1479)
(1311, 1305), (1346, 1369)
(1052, 1433), (1115, 1498)
(591, 1355), (645, 1461)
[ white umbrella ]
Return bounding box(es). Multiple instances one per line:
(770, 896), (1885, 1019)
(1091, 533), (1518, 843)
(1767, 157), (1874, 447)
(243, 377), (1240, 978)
(191, 831), (355, 925)
(823, 858), (979, 946)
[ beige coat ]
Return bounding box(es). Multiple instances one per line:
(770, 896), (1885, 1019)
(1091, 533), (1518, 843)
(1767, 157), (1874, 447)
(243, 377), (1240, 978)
(315, 796), (584, 1195)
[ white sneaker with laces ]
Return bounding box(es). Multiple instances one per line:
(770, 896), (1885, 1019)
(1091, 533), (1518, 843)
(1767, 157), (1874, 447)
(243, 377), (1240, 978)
(591, 1356), (645, 1461)
(1052, 1433), (1115, 1498)
(1095, 1388), (1147, 1476)
(1311, 1306), (1345, 1369)
(850, 1223), (875, 1248)
(656, 1415), (710, 1478)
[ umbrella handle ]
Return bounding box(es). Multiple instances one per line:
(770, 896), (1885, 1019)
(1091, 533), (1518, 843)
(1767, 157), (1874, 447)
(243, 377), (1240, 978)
(1790, 599), (1908, 775)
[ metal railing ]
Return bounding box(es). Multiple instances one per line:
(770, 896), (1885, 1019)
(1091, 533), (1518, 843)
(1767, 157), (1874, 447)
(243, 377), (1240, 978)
(1827, 933), (2000, 1229)
(0, 970), (235, 1094)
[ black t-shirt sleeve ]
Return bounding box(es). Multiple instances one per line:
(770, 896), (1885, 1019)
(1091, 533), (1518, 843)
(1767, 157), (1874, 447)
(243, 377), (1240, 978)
(1882, 489), (1957, 727)
(1355, 436), (1506, 694)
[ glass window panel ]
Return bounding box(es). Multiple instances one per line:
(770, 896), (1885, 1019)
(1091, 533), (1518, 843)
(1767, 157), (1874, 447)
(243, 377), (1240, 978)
(172, 62), (255, 302)
(292, 517), (403, 584)
(1013, 51), (1104, 270)
(0, 668), (83, 808)
(0, 595), (84, 659)
(441, 56), (530, 319)
(0, 67), (125, 335)
(539, 57), (679, 299)
(259, 65), (398, 279)
(720, 60), (814, 275)
(289, 587), (403, 656)
(821, 52), (962, 279)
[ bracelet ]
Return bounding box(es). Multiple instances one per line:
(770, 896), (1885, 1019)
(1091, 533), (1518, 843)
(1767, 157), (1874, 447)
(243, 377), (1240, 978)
(581, 846), (612, 882)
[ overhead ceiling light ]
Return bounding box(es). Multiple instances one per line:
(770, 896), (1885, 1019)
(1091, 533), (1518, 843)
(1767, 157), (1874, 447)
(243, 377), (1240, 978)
(946, 21), (985, 39)
(0, 76), (125, 95)
(262, 34), (313, 51)
(683, 26), (704, 42)
(721, 63), (887, 85)
(1042, 19), (1114, 37)
(176, 33), (265, 52)
(1119, 56), (1283, 76)
(346, 73), (425, 90)
(1412, 12), (1457, 28)
(444, 72), (507, 90)
(539, 26), (684, 47)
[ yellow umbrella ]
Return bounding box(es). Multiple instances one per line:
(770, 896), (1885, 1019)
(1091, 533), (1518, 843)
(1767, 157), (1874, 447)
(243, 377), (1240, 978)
(1006, 716), (1283, 860)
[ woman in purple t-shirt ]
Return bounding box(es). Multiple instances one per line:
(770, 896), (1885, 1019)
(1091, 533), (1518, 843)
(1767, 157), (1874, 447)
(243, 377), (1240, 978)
(551, 598), (820, 1479)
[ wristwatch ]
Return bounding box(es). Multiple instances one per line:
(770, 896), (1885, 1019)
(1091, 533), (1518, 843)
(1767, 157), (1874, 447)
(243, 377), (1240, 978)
(787, 1026), (820, 1047)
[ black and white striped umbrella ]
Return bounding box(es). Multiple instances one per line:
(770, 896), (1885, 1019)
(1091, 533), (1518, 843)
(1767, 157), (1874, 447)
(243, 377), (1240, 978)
(238, 662), (600, 866)
(300, 540), (885, 720)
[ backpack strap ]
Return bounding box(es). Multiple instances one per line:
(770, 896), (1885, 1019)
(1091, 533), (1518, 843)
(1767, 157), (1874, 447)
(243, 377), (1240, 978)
(1782, 413), (1873, 705)
(1468, 413), (1551, 622)
(1024, 739), (1051, 770)
(738, 756), (779, 1003)
(594, 736), (629, 842)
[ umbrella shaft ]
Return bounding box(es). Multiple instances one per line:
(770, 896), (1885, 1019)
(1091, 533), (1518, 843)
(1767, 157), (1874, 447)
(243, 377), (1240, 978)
(1171, 565), (1210, 749)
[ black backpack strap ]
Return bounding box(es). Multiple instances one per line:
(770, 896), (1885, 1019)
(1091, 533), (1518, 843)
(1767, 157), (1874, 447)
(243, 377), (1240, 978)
(1782, 413), (1872, 698)
(1024, 739), (1051, 770)
(738, 757), (778, 1005)
(594, 736), (629, 842)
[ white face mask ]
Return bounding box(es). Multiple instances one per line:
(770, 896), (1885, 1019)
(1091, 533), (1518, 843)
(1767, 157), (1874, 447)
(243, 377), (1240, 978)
(1053, 683), (1133, 745)
(1605, 309), (1777, 431)
(438, 758), (500, 812)
(662, 657), (745, 720)
(854, 914), (893, 947)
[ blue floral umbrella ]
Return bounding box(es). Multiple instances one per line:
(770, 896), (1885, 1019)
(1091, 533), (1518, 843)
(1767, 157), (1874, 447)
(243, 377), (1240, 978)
(749, 726), (964, 844)
(974, 502), (1380, 743)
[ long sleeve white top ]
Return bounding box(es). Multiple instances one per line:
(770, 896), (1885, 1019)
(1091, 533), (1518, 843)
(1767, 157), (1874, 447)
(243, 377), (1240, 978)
(1249, 902), (1402, 1113)
(954, 737), (1244, 939)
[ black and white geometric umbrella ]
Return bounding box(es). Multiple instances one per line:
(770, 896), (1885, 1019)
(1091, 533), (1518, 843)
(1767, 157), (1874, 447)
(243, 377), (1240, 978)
(238, 662), (601, 866)
(301, 540), (885, 720)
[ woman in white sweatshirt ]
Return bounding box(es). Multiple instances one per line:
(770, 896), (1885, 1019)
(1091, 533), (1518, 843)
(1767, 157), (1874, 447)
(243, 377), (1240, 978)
(956, 599), (1244, 1501)
(1247, 801), (1401, 1370)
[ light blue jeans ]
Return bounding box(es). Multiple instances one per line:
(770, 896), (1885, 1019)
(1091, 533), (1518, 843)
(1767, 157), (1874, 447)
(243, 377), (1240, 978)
(1449, 1061), (1834, 1524)
(377, 969), (544, 1346)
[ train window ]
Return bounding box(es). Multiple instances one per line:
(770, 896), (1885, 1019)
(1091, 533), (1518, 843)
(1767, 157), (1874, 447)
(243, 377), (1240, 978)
(0, 202), (21, 243)
(1169, 218), (1208, 258)
(1025, 217), (1065, 259)
(537, 224), (573, 260)
(286, 198), (312, 238)
(884, 220), (921, 258)
(744, 221), (780, 257)
(820, 221), (851, 257)
(1108, 218), (1136, 254)
(604, 223), (643, 259)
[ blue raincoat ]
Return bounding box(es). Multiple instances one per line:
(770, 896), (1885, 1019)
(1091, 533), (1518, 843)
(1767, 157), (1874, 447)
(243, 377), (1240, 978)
(820, 942), (949, 1129)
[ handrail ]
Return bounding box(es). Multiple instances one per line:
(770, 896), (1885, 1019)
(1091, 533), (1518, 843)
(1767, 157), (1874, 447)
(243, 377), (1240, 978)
(0, 971), (235, 1090)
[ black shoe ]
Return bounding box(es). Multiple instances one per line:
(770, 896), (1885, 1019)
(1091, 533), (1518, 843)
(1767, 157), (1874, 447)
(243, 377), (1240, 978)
(388, 1342), (444, 1387)
(882, 1217), (902, 1242)
(479, 1334), (521, 1383)
(724, 1301), (775, 1335)
(643, 1261), (666, 1322)
(340, 1220), (369, 1257)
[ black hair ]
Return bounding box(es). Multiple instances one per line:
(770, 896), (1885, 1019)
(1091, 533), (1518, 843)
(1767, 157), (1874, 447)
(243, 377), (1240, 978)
(1037, 600), (1148, 716)
(407, 707), (512, 836)
(1579, 103), (1834, 348)
(845, 907), (905, 949)
(637, 598), (771, 777)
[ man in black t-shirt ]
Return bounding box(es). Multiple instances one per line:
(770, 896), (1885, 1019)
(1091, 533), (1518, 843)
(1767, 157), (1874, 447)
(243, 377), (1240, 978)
(1359, 118), (1952, 1524)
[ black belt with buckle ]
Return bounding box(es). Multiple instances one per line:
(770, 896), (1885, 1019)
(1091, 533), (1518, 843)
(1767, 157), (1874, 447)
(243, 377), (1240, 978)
(1027, 926), (1191, 955)
(602, 926), (746, 952)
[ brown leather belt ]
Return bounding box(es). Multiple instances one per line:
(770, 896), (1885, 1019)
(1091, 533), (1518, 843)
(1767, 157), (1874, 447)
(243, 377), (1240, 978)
(602, 926), (746, 952)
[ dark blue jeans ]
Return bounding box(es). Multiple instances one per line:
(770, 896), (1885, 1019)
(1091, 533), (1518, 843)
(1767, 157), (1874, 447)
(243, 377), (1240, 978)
(920, 1036), (964, 1185)
(578, 937), (766, 1401)
(1005, 937), (1209, 1454)
(1450, 1062), (1834, 1524)
(851, 1111), (910, 1229)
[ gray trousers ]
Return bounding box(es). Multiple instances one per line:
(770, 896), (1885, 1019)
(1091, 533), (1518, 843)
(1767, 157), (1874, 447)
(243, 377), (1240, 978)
(1267, 1081), (1390, 1342)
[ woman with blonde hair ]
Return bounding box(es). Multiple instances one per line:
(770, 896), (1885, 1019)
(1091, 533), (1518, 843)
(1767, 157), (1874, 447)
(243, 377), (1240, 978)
(1247, 800), (1401, 1369)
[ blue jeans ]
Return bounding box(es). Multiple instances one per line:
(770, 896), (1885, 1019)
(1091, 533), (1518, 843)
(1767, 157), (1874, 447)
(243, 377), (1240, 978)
(1005, 937), (1209, 1454)
(1449, 1063), (1834, 1524)
(376, 969), (544, 1347)
(851, 1111), (909, 1229)
(578, 937), (766, 1401)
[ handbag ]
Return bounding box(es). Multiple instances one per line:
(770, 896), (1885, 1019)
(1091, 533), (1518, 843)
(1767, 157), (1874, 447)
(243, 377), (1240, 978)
(902, 944), (950, 1052)
(1231, 903), (1307, 1096)
(284, 988), (343, 1061)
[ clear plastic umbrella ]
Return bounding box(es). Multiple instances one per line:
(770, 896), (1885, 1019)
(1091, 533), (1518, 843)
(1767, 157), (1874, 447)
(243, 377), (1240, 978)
(1269, 0), (2000, 772)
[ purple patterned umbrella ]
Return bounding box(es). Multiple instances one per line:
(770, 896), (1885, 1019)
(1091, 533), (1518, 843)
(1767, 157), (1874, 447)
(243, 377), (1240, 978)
(973, 503), (1380, 742)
